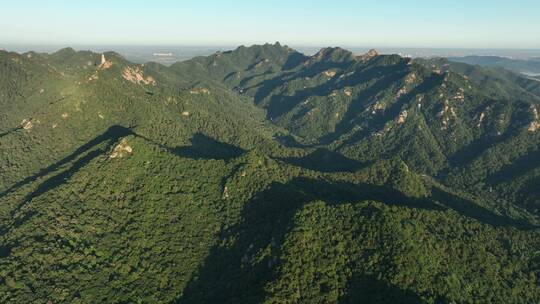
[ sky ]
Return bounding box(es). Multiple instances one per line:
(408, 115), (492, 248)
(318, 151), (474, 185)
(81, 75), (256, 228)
(1, 0), (539, 49)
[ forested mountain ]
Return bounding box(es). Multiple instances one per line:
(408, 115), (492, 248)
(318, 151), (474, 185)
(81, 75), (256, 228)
(1, 44), (539, 303)
(449, 55), (540, 75)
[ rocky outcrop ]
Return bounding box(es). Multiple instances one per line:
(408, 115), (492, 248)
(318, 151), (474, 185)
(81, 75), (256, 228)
(21, 119), (33, 130)
(189, 88), (210, 95)
(397, 110), (408, 124)
(110, 138), (133, 159)
(528, 121), (540, 132)
(323, 70), (337, 78)
(122, 66), (156, 85)
(99, 54), (113, 69)
(357, 49), (379, 61)
(528, 106), (539, 132)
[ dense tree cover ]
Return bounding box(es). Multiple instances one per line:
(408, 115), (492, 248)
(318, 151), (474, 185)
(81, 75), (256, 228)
(0, 45), (539, 303)
(178, 45), (540, 218)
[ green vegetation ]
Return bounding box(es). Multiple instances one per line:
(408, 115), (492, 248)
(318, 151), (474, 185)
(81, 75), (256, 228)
(1, 44), (539, 303)
(449, 55), (540, 75)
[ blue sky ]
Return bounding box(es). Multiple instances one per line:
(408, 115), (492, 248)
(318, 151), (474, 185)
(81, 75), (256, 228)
(1, 0), (539, 48)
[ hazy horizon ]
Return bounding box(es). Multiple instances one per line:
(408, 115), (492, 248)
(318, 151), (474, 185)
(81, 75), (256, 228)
(2, 0), (540, 49)
(3, 43), (540, 66)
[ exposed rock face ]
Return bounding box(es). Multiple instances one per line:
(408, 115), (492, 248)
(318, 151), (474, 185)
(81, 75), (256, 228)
(110, 138), (133, 159)
(189, 88), (210, 95)
(454, 88), (465, 102)
(437, 102), (457, 130)
(396, 87), (408, 99)
(529, 121), (540, 132)
(122, 66), (156, 85)
(88, 72), (99, 81)
(405, 73), (417, 84)
(21, 119), (33, 130)
(323, 70), (337, 78)
(222, 186), (230, 199)
(528, 106), (540, 132)
(371, 101), (386, 112)
(397, 110), (408, 124)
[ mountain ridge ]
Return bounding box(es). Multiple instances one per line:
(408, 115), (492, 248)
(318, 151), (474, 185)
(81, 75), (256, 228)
(1, 43), (540, 303)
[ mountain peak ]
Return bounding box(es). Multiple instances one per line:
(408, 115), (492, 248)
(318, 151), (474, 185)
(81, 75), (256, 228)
(312, 47), (354, 62)
(229, 43), (292, 56)
(365, 49), (379, 57)
(55, 47), (76, 54)
(357, 49), (379, 61)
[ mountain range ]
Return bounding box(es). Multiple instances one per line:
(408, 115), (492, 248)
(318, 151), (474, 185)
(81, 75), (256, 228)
(449, 55), (540, 75)
(1, 43), (539, 303)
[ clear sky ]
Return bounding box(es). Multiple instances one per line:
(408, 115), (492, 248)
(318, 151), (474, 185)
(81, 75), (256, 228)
(1, 0), (539, 49)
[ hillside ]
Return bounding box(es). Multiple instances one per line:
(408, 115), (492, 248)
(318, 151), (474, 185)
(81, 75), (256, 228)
(172, 45), (540, 218)
(449, 55), (540, 75)
(1, 45), (540, 303)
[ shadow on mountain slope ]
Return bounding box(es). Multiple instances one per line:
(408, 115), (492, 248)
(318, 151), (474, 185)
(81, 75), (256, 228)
(282, 52), (310, 70)
(514, 176), (540, 214)
(248, 60), (356, 108)
(1, 127), (248, 236)
(0, 126), (23, 139)
(486, 149), (540, 185)
(0, 125), (134, 198)
(1, 125), (133, 234)
(380, 73), (444, 125)
(135, 132), (246, 161)
(175, 177), (444, 303)
(11, 149), (106, 229)
(430, 187), (536, 229)
(265, 63), (408, 120)
(2, 129), (245, 202)
(326, 66), (413, 137)
(278, 148), (370, 173)
(175, 181), (305, 304)
(274, 134), (317, 148)
(329, 72), (445, 146)
(338, 274), (429, 304)
(448, 129), (519, 168)
(168, 133), (246, 161)
(176, 176), (536, 303)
